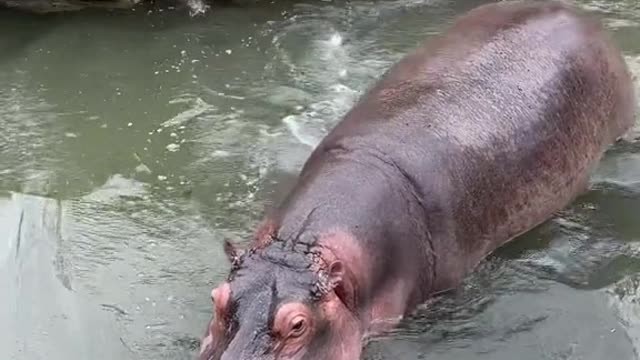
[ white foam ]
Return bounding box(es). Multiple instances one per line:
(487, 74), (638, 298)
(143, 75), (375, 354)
(605, 18), (638, 29)
(604, 276), (640, 356)
(259, 0), (446, 171)
(166, 143), (181, 152)
(282, 114), (321, 148)
(185, 0), (209, 16)
(624, 55), (640, 140)
(328, 33), (343, 47)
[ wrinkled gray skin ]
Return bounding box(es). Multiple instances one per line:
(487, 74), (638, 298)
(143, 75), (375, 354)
(200, 1), (637, 359)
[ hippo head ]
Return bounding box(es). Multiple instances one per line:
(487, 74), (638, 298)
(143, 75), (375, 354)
(199, 238), (362, 360)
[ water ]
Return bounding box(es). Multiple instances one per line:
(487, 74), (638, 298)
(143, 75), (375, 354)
(0, 0), (639, 359)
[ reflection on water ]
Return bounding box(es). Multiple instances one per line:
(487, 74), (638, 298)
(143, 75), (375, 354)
(0, 192), (132, 359)
(0, 0), (639, 359)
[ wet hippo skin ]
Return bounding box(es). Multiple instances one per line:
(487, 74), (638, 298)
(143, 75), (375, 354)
(199, 0), (637, 359)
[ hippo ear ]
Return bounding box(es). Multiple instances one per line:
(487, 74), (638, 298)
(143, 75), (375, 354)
(223, 240), (244, 264)
(328, 260), (345, 286)
(328, 260), (357, 312)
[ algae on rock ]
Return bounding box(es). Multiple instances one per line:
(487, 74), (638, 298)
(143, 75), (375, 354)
(0, 0), (142, 13)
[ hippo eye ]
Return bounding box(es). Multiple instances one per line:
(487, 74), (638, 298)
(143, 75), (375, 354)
(274, 303), (312, 343)
(289, 316), (307, 338)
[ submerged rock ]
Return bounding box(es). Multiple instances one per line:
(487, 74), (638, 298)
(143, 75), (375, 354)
(0, 0), (209, 14)
(0, 0), (139, 12)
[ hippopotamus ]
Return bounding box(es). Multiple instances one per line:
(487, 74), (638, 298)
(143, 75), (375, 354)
(199, 0), (637, 359)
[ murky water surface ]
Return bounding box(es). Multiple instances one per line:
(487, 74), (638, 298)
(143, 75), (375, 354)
(1, 0), (639, 359)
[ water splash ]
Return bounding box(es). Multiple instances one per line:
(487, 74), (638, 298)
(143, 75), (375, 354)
(625, 55), (640, 140)
(605, 274), (640, 356)
(184, 0), (209, 16)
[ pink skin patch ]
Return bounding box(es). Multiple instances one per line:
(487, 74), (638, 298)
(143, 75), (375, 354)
(318, 291), (364, 360)
(316, 229), (412, 338)
(200, 283), (231, 358)
(212, 283), (231, 318)
(201, 227), (411, 359)
(199, 333), (213, 355)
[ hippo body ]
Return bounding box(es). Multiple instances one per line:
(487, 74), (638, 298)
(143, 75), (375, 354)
(200, 1), (636, 359)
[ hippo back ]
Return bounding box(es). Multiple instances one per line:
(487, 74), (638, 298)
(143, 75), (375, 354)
(299, 0), (636, 293)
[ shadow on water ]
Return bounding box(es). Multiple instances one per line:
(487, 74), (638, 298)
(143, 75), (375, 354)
(0, 10), (60, 64)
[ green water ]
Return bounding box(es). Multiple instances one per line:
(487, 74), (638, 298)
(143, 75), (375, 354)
(0, 0), (639, 359)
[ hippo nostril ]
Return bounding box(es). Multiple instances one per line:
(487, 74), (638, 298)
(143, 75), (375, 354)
(210, 288), (216, 303)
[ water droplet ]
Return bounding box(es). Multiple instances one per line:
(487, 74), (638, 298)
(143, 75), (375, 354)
(329, 33), (343, 46)
(166, 143), (180, 152)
